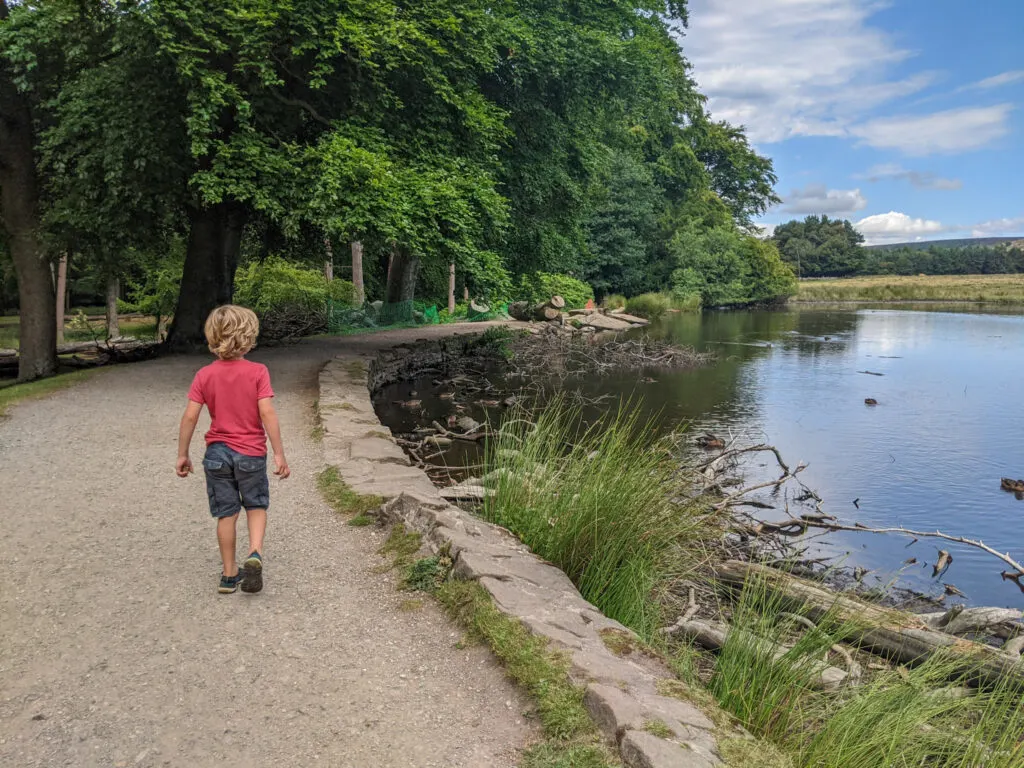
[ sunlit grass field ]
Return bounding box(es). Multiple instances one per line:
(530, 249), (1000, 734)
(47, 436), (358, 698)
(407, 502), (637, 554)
(795, 274), (1024, 304)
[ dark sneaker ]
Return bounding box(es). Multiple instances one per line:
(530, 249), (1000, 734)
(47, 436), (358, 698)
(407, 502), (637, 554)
(240, 552), (263, 594)
(219, 573), (242, 594)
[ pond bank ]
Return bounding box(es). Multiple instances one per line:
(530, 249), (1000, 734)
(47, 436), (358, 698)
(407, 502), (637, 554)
(356, 324), (1024, 767)
(319, 349), (737, 767)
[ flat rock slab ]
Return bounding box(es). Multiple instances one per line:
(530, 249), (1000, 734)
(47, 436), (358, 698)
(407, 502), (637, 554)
(349, 436), (410, 465)
(613, 313), (650, 326)
(581, 314), (634, 332)
(621, 730), (719, 768)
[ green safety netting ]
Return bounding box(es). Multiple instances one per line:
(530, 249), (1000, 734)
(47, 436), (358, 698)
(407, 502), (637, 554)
(467, 302), (509, 322)
(326, 299), (441, 333)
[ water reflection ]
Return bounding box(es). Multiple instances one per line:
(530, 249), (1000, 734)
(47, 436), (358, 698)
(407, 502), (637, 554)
(647, 307), (1024, 608)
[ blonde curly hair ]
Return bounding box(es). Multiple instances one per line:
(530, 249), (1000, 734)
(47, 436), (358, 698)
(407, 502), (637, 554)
(204, 305), (259, 359)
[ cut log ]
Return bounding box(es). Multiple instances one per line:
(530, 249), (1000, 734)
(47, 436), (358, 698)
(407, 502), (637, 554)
(714, 560), (1024, 689)
(670, 617), (849, 690)
(508, 301), (531, 321)
(532, 304), (560, 322)
(548, 295), (565, 309)
(470, 299), (490, 315)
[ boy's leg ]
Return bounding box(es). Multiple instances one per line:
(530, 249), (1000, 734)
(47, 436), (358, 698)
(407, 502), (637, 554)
(245, 507), (267, 555)
(217, 513), (240, 577)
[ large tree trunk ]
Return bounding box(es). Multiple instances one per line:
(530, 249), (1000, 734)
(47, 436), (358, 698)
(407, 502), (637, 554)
(105, 274), (120, 339)
(54, 253), (68, 345)
(351, 240), (364, 307)
(384, 247), (419, 304)
(165, 202), (246, 351)
(0, 18), (58, 381)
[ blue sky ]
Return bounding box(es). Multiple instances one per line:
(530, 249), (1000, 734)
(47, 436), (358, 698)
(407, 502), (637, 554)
(681, 0), (1024, 244)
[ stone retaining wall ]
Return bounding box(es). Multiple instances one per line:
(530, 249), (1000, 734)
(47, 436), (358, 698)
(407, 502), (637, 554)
(319, 353), (730, 768)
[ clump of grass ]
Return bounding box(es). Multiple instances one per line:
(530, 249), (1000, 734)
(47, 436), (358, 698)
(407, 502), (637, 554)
(0, 370), (94, 417)
(602, 294), (627, 310)
(719, 737), (794, 768)
(379, 523), (422, 572)
(347, 513), (375, 527)
(437, 580), (616, 766)
(316, 466), (382, 516)
(402, 554), (451, 592)
(703, 575), (1024, 767)
(643, 719), (673, 739)
(625, 292), (671, 319)
(398, 598), (424, 612)
(791, 656), (1024, 768)
(483, 400), (706, 638)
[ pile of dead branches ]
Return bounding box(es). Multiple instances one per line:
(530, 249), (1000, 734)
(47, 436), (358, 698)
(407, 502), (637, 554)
(505, 325), (712, 381)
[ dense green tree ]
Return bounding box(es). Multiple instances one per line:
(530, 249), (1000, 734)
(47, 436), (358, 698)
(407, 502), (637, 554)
(772, 216), (866, 278)
(672, 225), (795, 307)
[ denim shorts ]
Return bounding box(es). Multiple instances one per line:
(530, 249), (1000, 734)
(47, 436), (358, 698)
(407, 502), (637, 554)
(202, 442), (270, 518)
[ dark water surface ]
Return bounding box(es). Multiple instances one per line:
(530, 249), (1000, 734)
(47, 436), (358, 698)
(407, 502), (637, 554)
(379, 306), (1024, 608)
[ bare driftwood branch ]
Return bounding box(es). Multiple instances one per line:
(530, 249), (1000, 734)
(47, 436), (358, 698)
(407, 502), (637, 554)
(715, 560), (1024, 689)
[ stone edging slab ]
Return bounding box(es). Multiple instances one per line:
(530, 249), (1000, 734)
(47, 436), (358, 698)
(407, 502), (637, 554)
(319, 353), (726, 768)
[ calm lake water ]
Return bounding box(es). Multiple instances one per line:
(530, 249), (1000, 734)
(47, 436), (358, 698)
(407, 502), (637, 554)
(379, 305), (1024, 608)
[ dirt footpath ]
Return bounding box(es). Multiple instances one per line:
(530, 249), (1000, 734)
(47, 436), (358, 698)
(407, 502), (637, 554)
(0, 326), (534, 768)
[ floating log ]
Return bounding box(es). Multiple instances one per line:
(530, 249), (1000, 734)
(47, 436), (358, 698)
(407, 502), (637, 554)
(714, 560), (1024, 688)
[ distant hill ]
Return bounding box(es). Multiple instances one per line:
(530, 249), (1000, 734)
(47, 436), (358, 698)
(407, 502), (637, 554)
(867, 237), (1023, 252)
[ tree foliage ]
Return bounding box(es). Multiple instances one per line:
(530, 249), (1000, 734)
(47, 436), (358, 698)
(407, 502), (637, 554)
(772, 216), (867, 278)
(0, 0), (794, 372)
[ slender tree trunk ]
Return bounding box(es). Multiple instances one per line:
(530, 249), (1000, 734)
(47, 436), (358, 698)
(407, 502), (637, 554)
(448, 263), (456, 314)
(323, 236), (334, 281)
(463, 285), (469, 302)
(0, 10), (58, 380)
(351, 240), (365, 307)
(105, 274), (120, 339)
(54, 253), (68, 344)
(165, 202), (246, 351)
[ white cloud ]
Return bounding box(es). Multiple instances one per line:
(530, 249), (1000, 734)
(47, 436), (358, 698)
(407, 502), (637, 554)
(855, 211), (947, 244)
(862, 163), (962, 190)
(684, 0), (929, 143)
(782, 184), (867, 215)
(966, 70), (1024, 91)
(851, 105), (1013, 155)
(969, 216), (1024, 238)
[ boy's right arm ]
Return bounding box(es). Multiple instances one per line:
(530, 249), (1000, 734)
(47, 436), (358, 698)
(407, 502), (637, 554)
(176, 401), (203, 477)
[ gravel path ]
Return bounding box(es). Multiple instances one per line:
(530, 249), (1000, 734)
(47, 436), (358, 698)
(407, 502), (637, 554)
(0, 327), (535, 768)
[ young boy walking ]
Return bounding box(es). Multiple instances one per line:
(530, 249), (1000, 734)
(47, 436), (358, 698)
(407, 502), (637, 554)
(176, 305), (290, 594)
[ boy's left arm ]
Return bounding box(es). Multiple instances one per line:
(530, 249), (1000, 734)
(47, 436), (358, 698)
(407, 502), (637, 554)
(176, 401), (203, 477)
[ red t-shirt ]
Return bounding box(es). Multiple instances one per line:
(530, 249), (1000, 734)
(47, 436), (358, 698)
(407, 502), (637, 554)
(187, 359), (274, 457)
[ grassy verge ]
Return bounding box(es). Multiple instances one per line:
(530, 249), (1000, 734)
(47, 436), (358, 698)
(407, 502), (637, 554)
(316, 466), (383, 518)
(437, 580), (618, 768)
(795, 274), (1024, 303)
(0, 370), (95, 417)
(0, 314), (160, 349)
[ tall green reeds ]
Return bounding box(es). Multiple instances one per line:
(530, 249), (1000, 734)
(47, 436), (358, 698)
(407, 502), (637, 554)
(482, 401), (704, 637)
(708, 576), (1024, 767)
